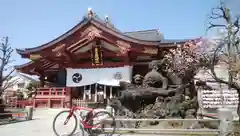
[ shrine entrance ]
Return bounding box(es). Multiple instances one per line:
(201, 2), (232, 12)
(67, 66), (131, 106)
(14, 8), (185, 109)
(71, 84), (120, 107)
(72, 84), (120, 102)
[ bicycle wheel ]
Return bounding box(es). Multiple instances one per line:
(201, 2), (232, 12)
(52, 110), (78, 136)
(86, 111), (116, 136)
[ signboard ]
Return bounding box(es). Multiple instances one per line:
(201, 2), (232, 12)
(91, 46), (103, 66)
(66, 66), (132, 87)
(195, 67), (239, 120)
(199, 89), (239, 109)
(29, 54), (42, 60)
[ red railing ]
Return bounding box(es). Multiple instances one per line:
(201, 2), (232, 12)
(17, 100), (33, 108)
(5, 87), (71, 108)
(5, 97), (32, 109)
(36, 87), (66, 97)
(33, 87), (70, 108)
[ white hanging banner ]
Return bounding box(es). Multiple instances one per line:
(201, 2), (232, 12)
(66, 66), (132, 87)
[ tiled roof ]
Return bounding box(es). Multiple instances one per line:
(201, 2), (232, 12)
(18, 73), (39, 82)
(16, 11), (195, 55)
(124, 29), (163, 42)
(124, 30), (192, 44)
(160, 39), (191, 44)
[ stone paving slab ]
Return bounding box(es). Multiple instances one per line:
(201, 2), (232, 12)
(0, 109), (167, 136)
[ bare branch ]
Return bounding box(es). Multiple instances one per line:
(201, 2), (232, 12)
(233, 17), (240, 35)
(207, 22), (227, 32)
(2, 77), (19, 91)
(207, 41), (240, 91)
(209, 8), (224, 19)
(2, 69), (15, 82)
(0, 37), (15, 95)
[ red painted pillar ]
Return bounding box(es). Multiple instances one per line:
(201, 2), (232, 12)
(60, 88), (64, 108)
(61, 98), (64, 108)
(48, 98), (51, 108)
(69, 87), (72, 108)
(48, 88), (52, 108)
(33, 99), (36, 108)
(123, 52), (130, 65)
(65, 87), (72, 108)
(39, 74), (45, 87)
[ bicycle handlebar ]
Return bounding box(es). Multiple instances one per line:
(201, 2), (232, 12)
(64, 100), (105, 109)
(64, 101), (77, 107)
(64, 101), (71, 104)
(92, 101), (104, 110)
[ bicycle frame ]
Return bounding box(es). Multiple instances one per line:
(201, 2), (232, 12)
(64, 103), (103, 129)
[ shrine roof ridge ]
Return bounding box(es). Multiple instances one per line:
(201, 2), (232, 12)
(15, 15), (156, 54)
(16, 10), (193, 55)
(16, 16), (90, 54)
(161, 39), (192, 44)
(124, 29), (164, 42)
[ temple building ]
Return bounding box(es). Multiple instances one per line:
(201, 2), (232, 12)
(15, 9), (191, 108)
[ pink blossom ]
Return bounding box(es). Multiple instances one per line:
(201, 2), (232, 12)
(164, 37), (208, 77)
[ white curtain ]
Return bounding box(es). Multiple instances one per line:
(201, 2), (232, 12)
(66, 66), (132, 87)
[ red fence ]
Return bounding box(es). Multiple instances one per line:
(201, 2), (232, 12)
(6, 97), (32, 109)
(33, 87), (70, 108)
(36, 88), (66, 97)
(6, 87), (71, 108)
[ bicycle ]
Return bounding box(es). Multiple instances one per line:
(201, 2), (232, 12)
(52, 101), (116, 136)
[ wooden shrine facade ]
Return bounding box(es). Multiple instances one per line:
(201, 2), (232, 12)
(14, 9), (191, 108)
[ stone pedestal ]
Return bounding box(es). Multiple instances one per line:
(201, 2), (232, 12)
(218, 108), (234, 136)
(25, 106), (33, 120)
(0, 98), (4, 113)
(0, 98), (5, 119)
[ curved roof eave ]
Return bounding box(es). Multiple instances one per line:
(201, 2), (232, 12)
(16, 16), (90, 54)
(14, 61), (35, 69)
(90, 19), (161, 45)
(16, 49), (26, 55)
(16, 16), (162, 55)
(159, 38), (196, 45)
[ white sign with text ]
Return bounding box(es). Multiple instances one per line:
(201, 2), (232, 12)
(199, 89), (239, 109)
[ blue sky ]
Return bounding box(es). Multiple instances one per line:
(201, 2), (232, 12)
(0, 0), (219, 66)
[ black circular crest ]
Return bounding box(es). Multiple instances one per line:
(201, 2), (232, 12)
(72, 73), (82, 83)
(113, 72), (122, 80)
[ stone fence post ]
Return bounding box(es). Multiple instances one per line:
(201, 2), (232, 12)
(218, 108), (234, 136)
(25, 106), (33, 120)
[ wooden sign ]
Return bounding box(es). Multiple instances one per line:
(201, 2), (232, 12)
(51, 44), (66, 57)
(52, 44), (66, 52)
(199, 89), (239, 109)
(91, 45), (103, 65)
(142, 47), (158, 55)
(29, 54), (42, 60)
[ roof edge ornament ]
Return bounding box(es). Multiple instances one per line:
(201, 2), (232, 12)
(105, 15), (109, 23)
(116, 40), (131, 55)
(88, 7), (94, 18)
(104, 14), (116, 29)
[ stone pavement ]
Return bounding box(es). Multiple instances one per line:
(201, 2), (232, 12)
(0, 108), (67, 136)
(0, 109), (159, 136)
